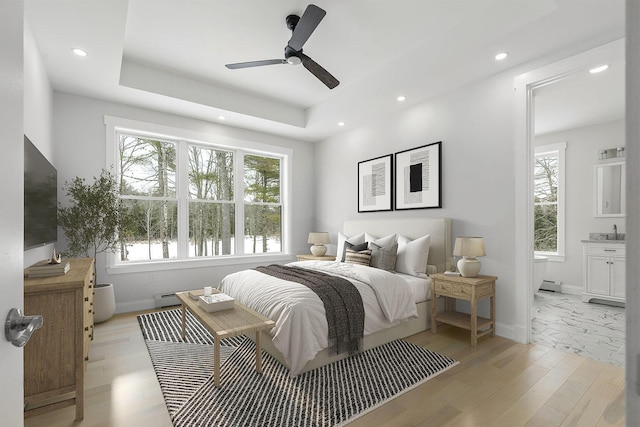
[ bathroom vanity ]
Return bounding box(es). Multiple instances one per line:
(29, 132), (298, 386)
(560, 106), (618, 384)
(582, 240), (625, 304)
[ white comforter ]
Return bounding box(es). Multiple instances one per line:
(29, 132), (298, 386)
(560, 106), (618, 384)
(219, 260), (418, 375)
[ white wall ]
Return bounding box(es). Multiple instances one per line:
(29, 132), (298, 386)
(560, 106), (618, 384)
(23, 21), (55, 268)
(52, 92), (316, 312)
(315, 72), (519, 337)
(535, 119), (625, 290)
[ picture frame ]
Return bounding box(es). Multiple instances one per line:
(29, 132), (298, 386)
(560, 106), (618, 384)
(395, 141), (442, 210)
(358, 154), (393, 212)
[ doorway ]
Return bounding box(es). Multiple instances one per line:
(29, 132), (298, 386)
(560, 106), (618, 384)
(513, 38), (625, 345)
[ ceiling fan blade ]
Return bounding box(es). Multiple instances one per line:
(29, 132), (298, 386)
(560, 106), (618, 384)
(300, 54), (339, 89)
(287, 4), (326, 51)
(225, 59), (286, 69)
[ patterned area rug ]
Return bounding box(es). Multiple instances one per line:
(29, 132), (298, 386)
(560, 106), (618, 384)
(138, 309), (458, 427)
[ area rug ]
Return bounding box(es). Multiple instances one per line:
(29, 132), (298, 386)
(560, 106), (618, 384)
(138, 309), (458, 427)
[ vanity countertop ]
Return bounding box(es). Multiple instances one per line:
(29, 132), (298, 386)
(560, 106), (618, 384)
(581, 239), (625, 244)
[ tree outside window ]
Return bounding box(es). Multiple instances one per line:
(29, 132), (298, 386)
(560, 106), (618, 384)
(534, 152), (559, 252)
(114, 134), (283, 262)
(244, 154), (281, 254)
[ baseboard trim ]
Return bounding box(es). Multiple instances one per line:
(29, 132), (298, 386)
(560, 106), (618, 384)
(496, 322), (517, 342)
(560, 284), (582, 295)
(116, 299), (155, 314)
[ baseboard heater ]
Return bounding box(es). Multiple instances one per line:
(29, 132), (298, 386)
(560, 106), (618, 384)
(154, 293), (181, 308)
(540, 280), (562, 293)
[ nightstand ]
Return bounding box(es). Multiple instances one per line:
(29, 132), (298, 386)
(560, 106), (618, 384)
(296, 254), (336, 261)
(430, 273), (497, 346)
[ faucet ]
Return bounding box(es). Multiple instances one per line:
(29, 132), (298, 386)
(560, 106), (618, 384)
(613, 224), (617, 240)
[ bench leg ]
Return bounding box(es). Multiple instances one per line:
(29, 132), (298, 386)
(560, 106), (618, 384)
(255, 331), (263, 373)
(214, 338), (221, 388)
(181, 304), (186, 339)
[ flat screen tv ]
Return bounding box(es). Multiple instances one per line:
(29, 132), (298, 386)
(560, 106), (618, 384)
(24, 135), (58, 250)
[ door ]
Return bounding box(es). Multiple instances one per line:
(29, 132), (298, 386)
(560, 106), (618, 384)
(587, 255), (611, 296)
(0, 2), (25, 426)
(611, 256), (626, 299)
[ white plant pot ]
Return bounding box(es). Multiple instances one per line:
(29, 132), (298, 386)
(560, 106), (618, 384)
(94, 283), (116, 323)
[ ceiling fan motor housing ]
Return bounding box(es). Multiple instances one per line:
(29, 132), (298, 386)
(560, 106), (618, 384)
(286, 14), (300, 31)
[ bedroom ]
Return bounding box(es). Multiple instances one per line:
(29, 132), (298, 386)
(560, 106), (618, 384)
(1, 0), (638, 425)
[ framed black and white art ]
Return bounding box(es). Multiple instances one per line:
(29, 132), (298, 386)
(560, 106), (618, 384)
(357, 154), (393, 212)
(395, 141), (442, 210)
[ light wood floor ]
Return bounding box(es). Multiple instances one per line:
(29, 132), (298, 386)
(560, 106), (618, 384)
(24, 310), (625, 427)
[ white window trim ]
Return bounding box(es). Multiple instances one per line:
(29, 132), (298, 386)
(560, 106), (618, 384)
(103, 115), (293, 273)
(534, 141), (566, 262)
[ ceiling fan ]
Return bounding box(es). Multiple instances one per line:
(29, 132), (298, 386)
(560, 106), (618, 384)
(225, 4), (339, 89)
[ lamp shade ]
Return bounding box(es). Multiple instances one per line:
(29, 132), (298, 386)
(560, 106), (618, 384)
(453, 237), (486, 257)
(307, 232), (330, 244)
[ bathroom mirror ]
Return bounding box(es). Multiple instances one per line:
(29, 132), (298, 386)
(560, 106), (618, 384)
(594, 161), (625, 217)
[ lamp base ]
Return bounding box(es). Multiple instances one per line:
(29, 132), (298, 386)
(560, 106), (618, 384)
(310, 244), (327, 256)
(457, 257), (481, 277)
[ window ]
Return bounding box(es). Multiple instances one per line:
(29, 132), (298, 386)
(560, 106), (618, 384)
(534, 142), (566, 259)
(104, 117), (290, 269)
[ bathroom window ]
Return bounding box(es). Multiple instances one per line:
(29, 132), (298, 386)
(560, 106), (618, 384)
(534, 142), (566, 260)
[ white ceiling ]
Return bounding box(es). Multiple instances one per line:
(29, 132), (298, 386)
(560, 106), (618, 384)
(534, 60), (625, 135)
(25, 0), (625, 142)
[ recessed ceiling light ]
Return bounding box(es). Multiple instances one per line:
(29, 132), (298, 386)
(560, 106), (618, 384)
(589, 64), (609, 74)
(397, 95), (406, 102)
(495, 52), (508, 61)
(218, 115), (226, 120)
(72, 48), (87, 57)
(338, 122), (345, 127)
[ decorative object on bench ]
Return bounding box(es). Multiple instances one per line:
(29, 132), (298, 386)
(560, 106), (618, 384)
(198, 293), (235, 312)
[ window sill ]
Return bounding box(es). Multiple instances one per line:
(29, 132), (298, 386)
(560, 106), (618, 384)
(534, 252), (565, 263)
(106, 253), (294, 275)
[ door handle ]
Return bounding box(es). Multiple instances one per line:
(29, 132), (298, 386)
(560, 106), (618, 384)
(4, 308), (43, 347)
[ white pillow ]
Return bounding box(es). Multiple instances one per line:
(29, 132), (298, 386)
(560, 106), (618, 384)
(365, 233), (397, 248)
(336, 232), (366, 262)
(396, 234), (431, 277)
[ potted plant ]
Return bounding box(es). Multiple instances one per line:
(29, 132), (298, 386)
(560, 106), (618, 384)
(58, 169), (123, 323)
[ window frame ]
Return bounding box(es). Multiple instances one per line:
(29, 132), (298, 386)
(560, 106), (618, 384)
(534, 141), (566, 262)
(104, 116), (292, 274)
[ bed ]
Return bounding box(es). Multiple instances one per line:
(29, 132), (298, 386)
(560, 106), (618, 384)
(219, 217), (452, 376)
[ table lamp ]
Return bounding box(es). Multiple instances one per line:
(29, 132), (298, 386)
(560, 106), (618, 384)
(308, 232), (331, 256)
(453, 237), (486, 277)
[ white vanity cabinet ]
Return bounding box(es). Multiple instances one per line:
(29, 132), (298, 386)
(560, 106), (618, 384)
(582, 241), (625, 303)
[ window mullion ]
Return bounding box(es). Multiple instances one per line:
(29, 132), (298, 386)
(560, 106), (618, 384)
(235, 150), (245, 255)
(177, 140), (189, 258)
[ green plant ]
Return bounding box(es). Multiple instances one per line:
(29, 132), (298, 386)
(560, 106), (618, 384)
(58, 169), (123, 258)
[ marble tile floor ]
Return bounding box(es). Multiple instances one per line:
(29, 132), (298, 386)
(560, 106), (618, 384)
(532, 291), (625, 367)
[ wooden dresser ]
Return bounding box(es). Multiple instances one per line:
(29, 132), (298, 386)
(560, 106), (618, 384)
(23, 258), (95, 420)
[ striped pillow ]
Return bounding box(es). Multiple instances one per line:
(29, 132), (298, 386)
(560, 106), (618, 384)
(345, 248), (372, 266)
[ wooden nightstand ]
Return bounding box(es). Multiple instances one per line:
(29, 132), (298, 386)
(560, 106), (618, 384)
(296, 254), (336, 261)
(430, 273), (497, 346)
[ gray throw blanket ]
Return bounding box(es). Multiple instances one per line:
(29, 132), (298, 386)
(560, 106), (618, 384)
(255, 265), (364, 356)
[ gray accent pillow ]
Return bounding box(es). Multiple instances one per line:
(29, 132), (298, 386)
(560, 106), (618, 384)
(369, 242), (398, 272)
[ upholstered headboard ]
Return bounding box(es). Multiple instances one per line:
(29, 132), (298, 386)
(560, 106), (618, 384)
(343, 217), (452, 273)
